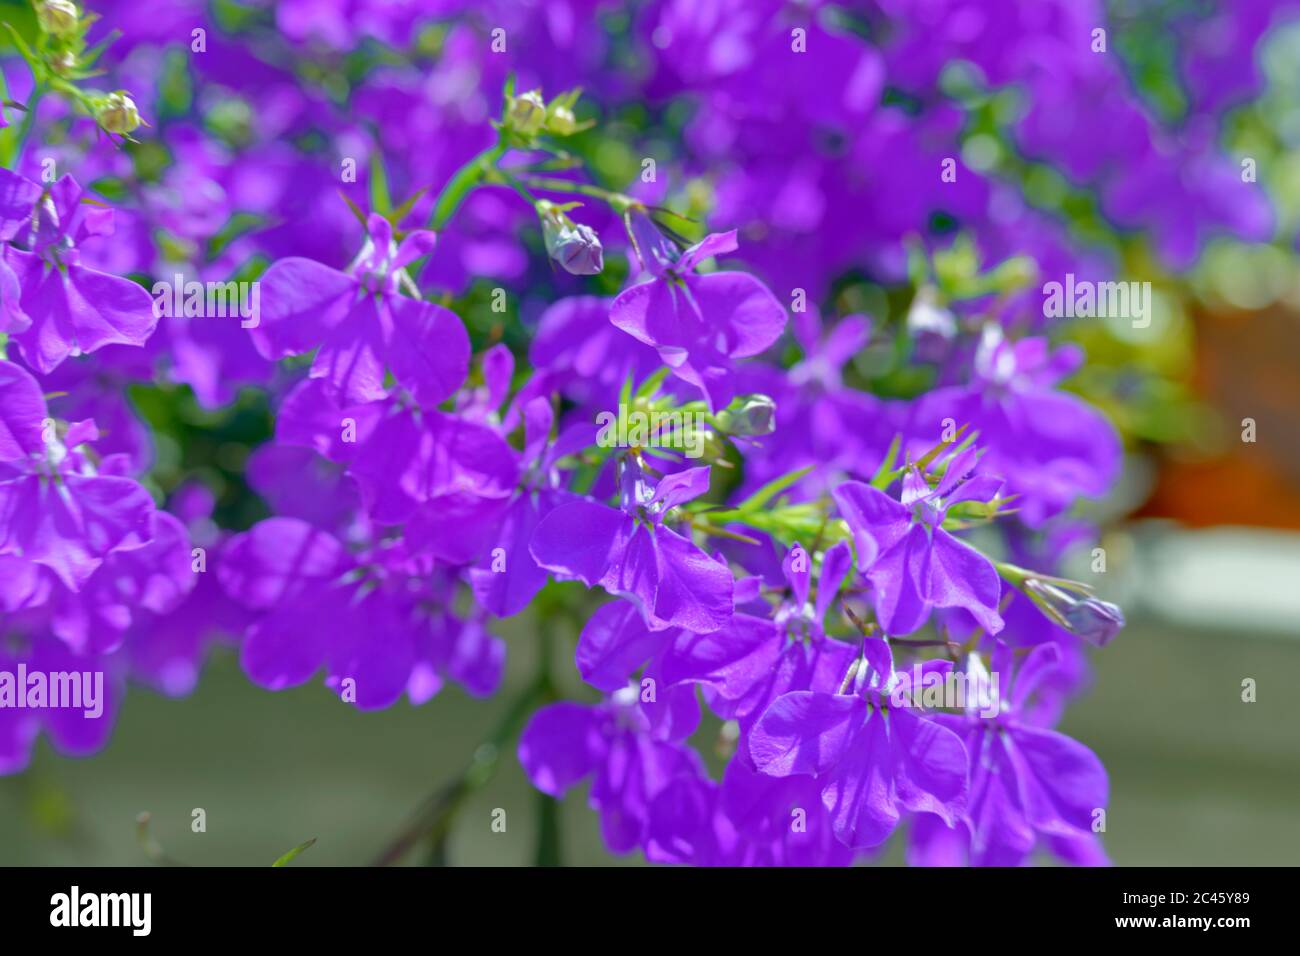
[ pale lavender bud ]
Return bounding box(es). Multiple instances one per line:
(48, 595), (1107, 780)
(539, 203), (604, 275)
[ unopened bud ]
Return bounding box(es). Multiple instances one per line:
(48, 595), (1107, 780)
(504, 89), (546, 140)
(545, 103), (579, 136)
(1024, 578), (1125, 647)
(538, 202), (603, 275)
(907, 289), (956, 362)
(1061, 596), (1125, 647)
(37, 0), (79, 38)
(95, 91), (142, 135)
(715, 394), (777, 437)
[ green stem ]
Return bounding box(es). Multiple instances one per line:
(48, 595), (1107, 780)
(428, 140), (507, 229)
(485, 166), (541, 207)
(531, 622), (561, 866)
(371, 674), (547, 867)
(533, 791), (561, 867)
(6, 84), (45, 168)
(517, 175), (637, 213)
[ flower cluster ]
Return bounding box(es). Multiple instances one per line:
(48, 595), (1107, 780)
(1, 0), (1290, 865)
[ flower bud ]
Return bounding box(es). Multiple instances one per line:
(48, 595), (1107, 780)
(715, 394), (777, 437)
(1062, 597), (1125, 647)
(95, 91), (142, 135)
(906, 290), (956, 363)
(504, 89), (546, 140)
(1024, 578), (1125, 647)
(538, 202), (603, 275)
(36, 0), (79, 38)
(52, 51), (78, 75)
(545, 102), (579, 136)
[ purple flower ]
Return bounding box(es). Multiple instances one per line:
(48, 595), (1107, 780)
(1022, 576), (1126, 648)
(0, 638), (120, 776)
(468, 396), (586, 617)
(0, 172), (158, 374)
(657, 541), (859, 752)
(273, 379), (519, 564)
(644, 761), (858, 866)
(905, 328), (1121, 526)
(733, 311), (897, 501)
(920, 642), (1110, 866)
(218, 517), (504, 708)
(750, 637), (969, 849)
(710, 756), (856, 866)
(0, 362), (155, 591)
(610, 230), (786, 411)
(530, 462), (735, 633)
(518, 688), (704, 855)
(833, 450), (1006, 637)
(252, 213), (469, 407)
(36, 510), (196, 655)
(528, 295), (661, 411)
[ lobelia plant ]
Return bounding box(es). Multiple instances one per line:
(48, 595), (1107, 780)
(2, 0), (1291, 868)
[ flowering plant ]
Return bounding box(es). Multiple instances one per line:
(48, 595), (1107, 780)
(2, 0), (1292, 867)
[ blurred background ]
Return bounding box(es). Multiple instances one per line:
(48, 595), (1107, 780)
(2, 0), (1300, 865)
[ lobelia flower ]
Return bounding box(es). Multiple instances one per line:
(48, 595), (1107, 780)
(645, 758), (857, 866)
(0, 361), (156, 592)
(906, 325), (1121, 527)
(272, 378), (519, 564)
(164, 306), (275, 410)
(518, 685), (704, 855)
(218, 517), (504, 709)
(910, 642), (1109, 866)
(0, 637), (121, 776)
(0, 246), (29, 335)
(750, 636), (969, 849)
(0, 171), (158, 373)
(467, 395), (588, 617)
(833, 449), (1006, 637)
(655, 541), (859, 754)
(733, 310), (897, 501)
(246, 442), (361, 539)
(610, 228), (787, 411)
(528, 295), (661, 412)
(252, 212), (470, 408)
(530, 461), (735, 634)
(9, 509), (197, 655)
(113, 489), (252, 701)
(38, 357), (156, 474)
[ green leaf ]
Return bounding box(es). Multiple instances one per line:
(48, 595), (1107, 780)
(388, 186), (428, 227)
(869, 434), (902, 489)
(338, 189), (368, 228)
(271, 838), (317, 867)
(913, 423), (970, 473)
(207, 212), (266, 259)
(633, 367), (670, 401)
(2, 22), (40, 73)
(735, 465), (814, 512)
(369, 150), (391, 216)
